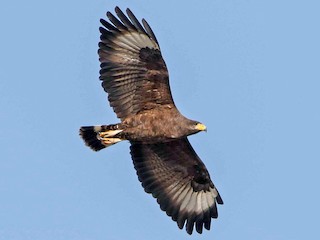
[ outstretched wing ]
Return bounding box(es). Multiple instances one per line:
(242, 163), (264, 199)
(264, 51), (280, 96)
(130, 138), (223, 235)
(99, 7), (175, 120)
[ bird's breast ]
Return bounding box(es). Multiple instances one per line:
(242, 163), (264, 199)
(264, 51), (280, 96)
(122, 107), (187, 142)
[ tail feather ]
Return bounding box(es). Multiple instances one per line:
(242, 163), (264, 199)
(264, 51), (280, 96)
(79, 125), (123, 151)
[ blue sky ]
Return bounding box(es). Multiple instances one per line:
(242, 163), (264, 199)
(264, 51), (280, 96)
(1, 0), (320, 239)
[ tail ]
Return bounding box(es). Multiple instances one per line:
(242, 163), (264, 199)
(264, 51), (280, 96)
(79, 124), (123, 151)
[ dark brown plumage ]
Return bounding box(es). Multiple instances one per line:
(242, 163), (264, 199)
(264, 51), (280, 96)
(79, 7), (223, 235)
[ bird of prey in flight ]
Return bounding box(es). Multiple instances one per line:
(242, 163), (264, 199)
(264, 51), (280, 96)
(79, 7), (223, 234)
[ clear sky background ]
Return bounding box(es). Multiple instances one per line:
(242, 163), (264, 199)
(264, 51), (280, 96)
(1, 0), (320, 239)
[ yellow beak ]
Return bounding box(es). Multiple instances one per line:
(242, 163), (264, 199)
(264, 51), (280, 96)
(195, 123), (207, 132)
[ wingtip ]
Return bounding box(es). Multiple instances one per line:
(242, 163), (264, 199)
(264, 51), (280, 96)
(106, 11), (112, 19)
(216, 191), (224, 205)
(126, 8), (133, 16)
(115, 6), (124, 16)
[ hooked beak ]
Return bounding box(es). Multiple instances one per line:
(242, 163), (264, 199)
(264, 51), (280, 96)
(195, 123), (207, 132)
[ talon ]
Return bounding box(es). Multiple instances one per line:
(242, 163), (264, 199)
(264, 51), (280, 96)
(102, 138), (122, 145)
(98, 129), (123, 139)
(99, 132), (107, 138)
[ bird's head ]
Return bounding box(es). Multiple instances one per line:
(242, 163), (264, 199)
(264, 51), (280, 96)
(183, 120), (207, 136)
(186, 120), (207, 135)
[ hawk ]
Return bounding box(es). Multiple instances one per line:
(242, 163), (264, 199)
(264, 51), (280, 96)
(79, 7), (223, 234)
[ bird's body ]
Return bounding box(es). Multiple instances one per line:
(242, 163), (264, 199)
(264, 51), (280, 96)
(121, 106), (203, 141)
(79, 7), (223, 234)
